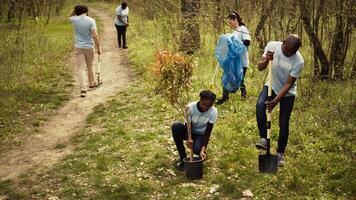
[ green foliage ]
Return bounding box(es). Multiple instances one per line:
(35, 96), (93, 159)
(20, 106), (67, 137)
(0, 2), (75, 144)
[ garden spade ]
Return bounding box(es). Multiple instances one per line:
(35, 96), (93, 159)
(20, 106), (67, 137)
(96, 55), (103, 86)
(258, 61), (278, 174)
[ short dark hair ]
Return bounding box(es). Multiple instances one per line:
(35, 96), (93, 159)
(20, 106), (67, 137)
(74, 5), (88, 16)
(200, 90), (216, 101)
(121, 2), (128, 9)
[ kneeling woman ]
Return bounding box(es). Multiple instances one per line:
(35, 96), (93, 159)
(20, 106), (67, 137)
(172, 90), (218, 171)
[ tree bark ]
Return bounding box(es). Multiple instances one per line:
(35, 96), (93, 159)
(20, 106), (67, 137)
(312, 0), (324, 79)
(7, 0), (16, 22)
(298, 0), (330, 80)
(213, 0), (223, 34)
(351, 52), (356, 79)
(179, 0), (201, 54)
(254, 0), (277, 52)
(329, 0), (347, 80)
(286, 0), (299, 33)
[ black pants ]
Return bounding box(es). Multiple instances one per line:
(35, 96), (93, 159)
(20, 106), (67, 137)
(240, 67), (248, 95)
(115, 24), (127, 47)
(256, 86), (295, 153)
(172, 122), (204, 161)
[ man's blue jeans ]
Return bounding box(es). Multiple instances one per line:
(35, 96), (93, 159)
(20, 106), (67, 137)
(256, 86), (295, 153)
(172, 122), (204, 161)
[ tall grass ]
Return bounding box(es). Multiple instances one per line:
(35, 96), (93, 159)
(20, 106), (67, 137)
(0, 3), (75, 144)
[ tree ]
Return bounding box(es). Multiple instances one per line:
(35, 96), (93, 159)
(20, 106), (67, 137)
(254, 0), (277, 52)
(179, 0), (201, 54)
(298, 0), (330, 79)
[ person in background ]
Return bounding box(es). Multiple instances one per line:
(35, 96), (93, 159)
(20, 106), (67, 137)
(114, 2), (129, 49)
(216, 11), (251, 104)
(255, 34), (304, 166)
(172, 90), (218, 171)
(70, 5), (101, 97)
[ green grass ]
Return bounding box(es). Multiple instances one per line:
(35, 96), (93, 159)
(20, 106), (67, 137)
(0, 2), (355, 200)
(0, 2), (76, 144)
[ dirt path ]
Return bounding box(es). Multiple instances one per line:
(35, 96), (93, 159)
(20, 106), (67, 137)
(0, 9), (131, 181)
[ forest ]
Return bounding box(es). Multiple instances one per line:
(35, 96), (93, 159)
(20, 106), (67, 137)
(0, 0), (355, 199)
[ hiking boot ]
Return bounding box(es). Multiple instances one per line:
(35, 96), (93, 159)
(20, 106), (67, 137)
(175, 160), (184, 171)
(255, 138), (267, 150)
(278, 153), (285, 166)
(80, 90), (87, 98)
(241, 88), (247, 99)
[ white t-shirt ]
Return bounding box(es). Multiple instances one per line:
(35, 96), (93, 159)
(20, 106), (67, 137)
(187, 101), (218, 135)
(70, 15), (97, 49)
(114, 5), (129, 26)
(232, 25), (251, 68)
(263, 41), (304, 96)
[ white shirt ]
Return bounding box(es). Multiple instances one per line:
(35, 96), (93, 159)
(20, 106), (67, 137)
(114, 5), (129, 26)
(232, 25), (251, 68)
(263, 41), (304, 96)
(188, 101), (218, 135)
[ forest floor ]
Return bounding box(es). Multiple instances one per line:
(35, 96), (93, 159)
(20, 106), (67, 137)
(0, 9), (132, 181)
(0, 4), (354, 200)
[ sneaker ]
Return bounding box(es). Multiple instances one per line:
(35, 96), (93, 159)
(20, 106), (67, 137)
(255, 138), (267, 150)
(175, 160), (184, 171)
(278, 153), (285, 166)
(123, 46), (128, 49)
(89, 82), (98, 90)
(80, 90), (86, 97)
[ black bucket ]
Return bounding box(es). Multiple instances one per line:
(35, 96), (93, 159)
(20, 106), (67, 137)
(183, 156), (203, 180)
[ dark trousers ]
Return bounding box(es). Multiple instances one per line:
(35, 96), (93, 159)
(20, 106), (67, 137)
(115, 24), (127, 47)
(256, 86), (295, 153)
(240, 67), (248, 95)
(172, 122), (204, 161)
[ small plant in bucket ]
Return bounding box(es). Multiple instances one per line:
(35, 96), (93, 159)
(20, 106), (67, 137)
(153, 51), (197, 161)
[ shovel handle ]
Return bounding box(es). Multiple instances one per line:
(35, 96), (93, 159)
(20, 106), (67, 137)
(266, 61), (273, 154)
(185, 107), (194, 161)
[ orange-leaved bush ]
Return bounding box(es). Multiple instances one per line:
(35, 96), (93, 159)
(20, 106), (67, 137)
(153, 50), (194, 116)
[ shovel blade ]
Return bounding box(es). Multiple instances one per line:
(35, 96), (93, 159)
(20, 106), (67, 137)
(259, 154), (278, 174)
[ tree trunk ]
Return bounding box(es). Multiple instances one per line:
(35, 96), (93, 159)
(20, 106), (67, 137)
(254, 0), (277, 52)
(351, 52), (356, 79)
(179, 0), (201, 55)
(298, 0), (330, 80)
(312, 0), (324, 79)
(213, 0), (223, 34)
(7, 0), (16, 22)
(286, 0), (299, 33)
(330, 0), (347, 80)
(46, 0), (53, 25)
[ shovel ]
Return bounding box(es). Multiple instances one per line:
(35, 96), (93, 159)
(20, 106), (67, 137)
(96, 55), (103, 86)
(258, 61), (278, 174)
(184, 106), (194, 162)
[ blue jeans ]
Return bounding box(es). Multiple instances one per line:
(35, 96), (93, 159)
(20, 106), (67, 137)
(256, 86), (295, 153)
(172, 122), (204, 161)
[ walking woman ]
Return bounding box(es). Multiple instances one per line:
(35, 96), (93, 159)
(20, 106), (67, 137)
(217, 11), (251, 104)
